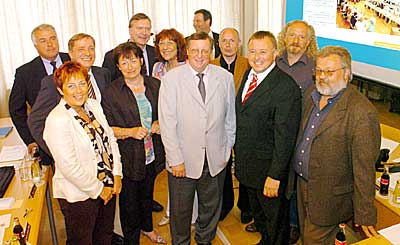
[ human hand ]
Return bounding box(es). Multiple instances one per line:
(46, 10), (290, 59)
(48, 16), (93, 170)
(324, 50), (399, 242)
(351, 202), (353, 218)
(171, 163), (186, 178)
(151, 121), (160, 135)
(99, 186), (113, 205)
(131, 127), (148, 140)
(263, 177), (280, 198)
(112, 176), (122, 195)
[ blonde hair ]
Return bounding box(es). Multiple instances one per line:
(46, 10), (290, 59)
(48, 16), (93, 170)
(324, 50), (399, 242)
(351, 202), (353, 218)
(277, 20), (318, 58)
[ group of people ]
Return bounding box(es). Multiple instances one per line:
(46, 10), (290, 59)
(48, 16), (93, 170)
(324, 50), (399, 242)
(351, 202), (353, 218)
(9, 8), (381, 245)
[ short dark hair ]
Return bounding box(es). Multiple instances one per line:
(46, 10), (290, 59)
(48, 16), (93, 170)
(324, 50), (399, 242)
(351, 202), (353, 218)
(155, 28), (187, 62)
(248, 31), (277, 50)
(186, 32), (214, 51)
(113, 42), (144, 65)
(54, 61), (89, 90)
(129, 13), (151, 28)
(195, 9), (212, 26)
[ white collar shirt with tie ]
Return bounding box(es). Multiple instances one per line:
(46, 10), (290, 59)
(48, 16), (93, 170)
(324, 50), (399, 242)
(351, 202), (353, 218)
(189, 64), (209, 91)
(241, 62), (276, 102)
(41, 54), (62, 75)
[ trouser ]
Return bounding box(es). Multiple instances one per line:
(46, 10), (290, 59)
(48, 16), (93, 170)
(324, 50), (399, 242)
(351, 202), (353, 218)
(59, 196), (116, 245)
(168, 161), (226, 245)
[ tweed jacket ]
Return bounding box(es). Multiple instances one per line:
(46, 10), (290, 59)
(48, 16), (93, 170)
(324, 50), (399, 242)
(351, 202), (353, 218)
(291, 84), (380, 226)
(211, 55), (250, 94)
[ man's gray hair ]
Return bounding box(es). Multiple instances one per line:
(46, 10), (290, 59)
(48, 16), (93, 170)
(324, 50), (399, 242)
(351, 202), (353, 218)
(31, 24), (57, 45)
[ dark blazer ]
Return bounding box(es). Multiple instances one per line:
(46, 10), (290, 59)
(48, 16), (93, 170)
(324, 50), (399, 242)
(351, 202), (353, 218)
(101, 76), (165, 181)
(212, 32), (221, 59)
(27, 66), (111, 155)
(102, 43), (157, 81)
(290, 85), (380, 226)
(234, 66), (302, 191)
(9, 53), (70, 146)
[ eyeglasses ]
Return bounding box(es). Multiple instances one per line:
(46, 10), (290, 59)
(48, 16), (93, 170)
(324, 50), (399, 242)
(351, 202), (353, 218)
(314, 67), (344, 77)
(189, 49), (210, 56)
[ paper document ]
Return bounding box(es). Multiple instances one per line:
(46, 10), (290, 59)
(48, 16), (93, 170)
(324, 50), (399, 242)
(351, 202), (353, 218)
(0, 213), (11, 227)
(0, 197), (15, 210)
(379, 223), (400, 245)
(0, 145), (26, 162)
(381, 138), (400, 154)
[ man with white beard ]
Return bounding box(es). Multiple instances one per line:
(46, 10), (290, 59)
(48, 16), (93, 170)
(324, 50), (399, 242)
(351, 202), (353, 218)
(290, 46), (381, 244)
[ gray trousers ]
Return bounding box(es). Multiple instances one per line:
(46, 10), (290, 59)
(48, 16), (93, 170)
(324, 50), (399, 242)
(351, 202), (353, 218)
(168, 162), (225, 245)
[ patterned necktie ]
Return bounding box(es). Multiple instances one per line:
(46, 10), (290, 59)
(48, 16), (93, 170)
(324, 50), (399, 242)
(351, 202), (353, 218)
(87, 75), (96, 99)
(197, 73), (206, 103)
(50, 61), (57, 74)
(242, 73), (258, 105)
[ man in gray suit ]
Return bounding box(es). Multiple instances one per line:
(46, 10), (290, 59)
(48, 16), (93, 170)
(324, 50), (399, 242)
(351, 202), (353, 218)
(159, 32), (236, 245)
(292, 46), (380, 244)
(28, 33), (111, 155)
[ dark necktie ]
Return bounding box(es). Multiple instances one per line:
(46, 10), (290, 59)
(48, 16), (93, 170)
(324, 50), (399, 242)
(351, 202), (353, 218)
(50, 61), (57, 74)
(87, 75), (96, 99)
(197, 73), (206, 103)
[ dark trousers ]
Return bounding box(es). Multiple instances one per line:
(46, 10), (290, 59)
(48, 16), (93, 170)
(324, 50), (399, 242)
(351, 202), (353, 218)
(247, 186), (290, 245)
(119, 167), (155, 245)
(58, 196), (116, 245)
(221, 158), (234, 213)
(237, 183), (251, 213)
(168, 162), (226, 245)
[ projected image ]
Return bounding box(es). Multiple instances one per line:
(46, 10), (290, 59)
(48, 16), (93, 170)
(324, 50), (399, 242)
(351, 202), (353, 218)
(336, 0), (400, 36)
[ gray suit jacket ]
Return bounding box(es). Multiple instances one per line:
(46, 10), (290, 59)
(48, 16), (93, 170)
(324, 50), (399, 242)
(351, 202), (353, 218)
(158, 63), (236, 178)
(28, 66), (111, 155)
(289, 84), (380, 226)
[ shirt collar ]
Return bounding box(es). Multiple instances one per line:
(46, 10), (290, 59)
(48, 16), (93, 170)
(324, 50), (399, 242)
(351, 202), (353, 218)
(278, 52), (312, 66)
(311, 87), (345, 108)
(249, 62), (276, 82)
(188, 63), (209, 77)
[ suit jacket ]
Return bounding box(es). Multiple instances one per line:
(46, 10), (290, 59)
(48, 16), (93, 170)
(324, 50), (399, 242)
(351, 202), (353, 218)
(212, 32), (221, 59)
(159, 63), (236, 178)
(211, 55), (249, 94)
(234, 66), (302, 190)
(102, 43), (157, 81)
(43, 98), (122, 203)
(101, 76), (165, 181)
(290, 85), (380, 226)
(9, 53), (70, 146)
(28, 66), (111, 155)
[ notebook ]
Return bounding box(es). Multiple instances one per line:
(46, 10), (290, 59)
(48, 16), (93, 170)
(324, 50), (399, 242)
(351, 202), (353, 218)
(0, 126), (12, 139)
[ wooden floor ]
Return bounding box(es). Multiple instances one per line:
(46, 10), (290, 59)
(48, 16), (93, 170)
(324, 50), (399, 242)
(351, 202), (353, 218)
(37, 99), (400, 245)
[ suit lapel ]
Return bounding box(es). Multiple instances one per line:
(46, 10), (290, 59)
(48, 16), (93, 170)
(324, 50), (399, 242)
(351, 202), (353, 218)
(314, 88), (350, 137)
(205, 68), (222, 105)
(241, 66), (280, 111)
(181, 65), (205, 108)
(92, 67), (105, 92)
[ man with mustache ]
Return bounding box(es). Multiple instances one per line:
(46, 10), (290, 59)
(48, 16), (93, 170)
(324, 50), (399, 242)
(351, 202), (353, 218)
(291, 46), (380, 244)
(276, 20), (318, 243)
(277, 20), (318, 93)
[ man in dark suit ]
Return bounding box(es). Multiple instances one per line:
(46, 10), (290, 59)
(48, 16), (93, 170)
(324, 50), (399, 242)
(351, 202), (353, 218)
(102, 13), (157, 81)
(291, 46), (380, 244)
(28, 33), (111, 156)
(210, 27), (251, 223)
(193, 9), (221, 59)
(234, 31), (302, 245)
(9, 24), (70, 161)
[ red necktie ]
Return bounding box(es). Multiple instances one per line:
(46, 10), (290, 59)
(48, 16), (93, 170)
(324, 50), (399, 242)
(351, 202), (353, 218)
(242, 74), (258, 105)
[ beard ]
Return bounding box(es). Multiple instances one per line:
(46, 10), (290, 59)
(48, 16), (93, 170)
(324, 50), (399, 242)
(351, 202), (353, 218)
(316, 80), (347, 96)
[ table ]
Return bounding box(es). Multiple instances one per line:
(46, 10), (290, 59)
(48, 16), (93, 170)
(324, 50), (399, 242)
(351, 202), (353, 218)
(355, 124), (400, 244)
(0, 118), (56, 245)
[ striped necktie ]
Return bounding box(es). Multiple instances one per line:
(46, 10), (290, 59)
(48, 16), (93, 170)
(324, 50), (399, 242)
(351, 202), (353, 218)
(87, 75), (96, 99)
(242, 74), (258, 105)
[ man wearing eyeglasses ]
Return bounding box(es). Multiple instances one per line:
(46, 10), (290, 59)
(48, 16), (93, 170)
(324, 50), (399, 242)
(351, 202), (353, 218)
(234, 31), (302, 245)
(159, 32), (235, 245)
(291, 46), (380, 244)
